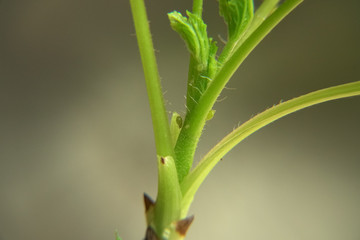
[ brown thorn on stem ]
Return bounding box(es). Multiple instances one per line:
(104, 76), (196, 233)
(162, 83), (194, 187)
(176, 215), (195, 236)
(144, 226), (159, 240)
(143, 193), (155, 212)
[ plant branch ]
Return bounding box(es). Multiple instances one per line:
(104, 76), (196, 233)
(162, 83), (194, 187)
(175, 0), (303, 182)
(130, 0), (173, 157)
(180, 80), (360, 215)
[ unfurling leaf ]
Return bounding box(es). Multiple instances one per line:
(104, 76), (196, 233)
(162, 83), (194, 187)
(168, 11), (219, 112)
(219, 0), (254, 42)
(168, 11), (210, 69)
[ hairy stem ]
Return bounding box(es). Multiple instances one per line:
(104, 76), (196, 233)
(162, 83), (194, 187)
(130, 0), (173, 157)
(175, 0), (303, 182)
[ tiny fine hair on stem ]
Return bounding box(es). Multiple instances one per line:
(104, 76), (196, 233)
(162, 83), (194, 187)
(128, 0), (360, 239)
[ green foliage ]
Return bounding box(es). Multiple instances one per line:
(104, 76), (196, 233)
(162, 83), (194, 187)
(129, 0), (360, 239)
(219, 0), (254, 42)
(168, 11), (213, 68)
(169, 11), (218, 113)
(218, 0), (254, 64)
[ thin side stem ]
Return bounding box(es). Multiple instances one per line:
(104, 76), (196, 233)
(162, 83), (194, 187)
(245, 0), (280, 39)
(180, 80), (360, 216)
(130, 0), (173, 157)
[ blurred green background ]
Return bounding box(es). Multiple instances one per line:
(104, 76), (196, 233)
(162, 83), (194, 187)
(0, 0), (359, 239)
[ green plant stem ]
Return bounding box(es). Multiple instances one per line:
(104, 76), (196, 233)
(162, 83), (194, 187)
(154, 156), (182, 236)
(173, 0), (204, 182)
(130, 0), (173, 157)
(192, 0), (204, 17)
(246, 0), (280, 37)
(131, 0), (184, 238)
(180, 80), (360, 216)
(175, 0), (303, 182)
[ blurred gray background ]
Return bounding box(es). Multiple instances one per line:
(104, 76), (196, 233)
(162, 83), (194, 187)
(0, 0), (359, 239)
